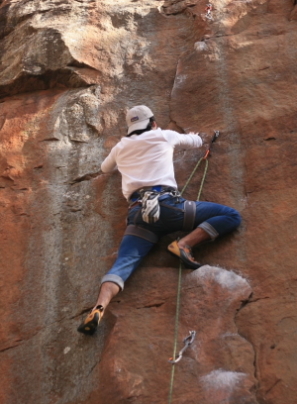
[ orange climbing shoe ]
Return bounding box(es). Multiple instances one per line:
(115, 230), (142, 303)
(168, 240), (201, 269)
(77, 305), (104, 335)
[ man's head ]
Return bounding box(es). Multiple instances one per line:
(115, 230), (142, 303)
(126, 105), (156, 136)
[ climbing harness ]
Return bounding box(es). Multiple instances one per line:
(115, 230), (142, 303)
(167, 131), (220, 404)
(168, 331), (196, 364)
(129, 186), (178, 224)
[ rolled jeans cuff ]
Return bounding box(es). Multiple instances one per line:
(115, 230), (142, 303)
(101, 274), (125, 291)
(198, 222), (219, 240)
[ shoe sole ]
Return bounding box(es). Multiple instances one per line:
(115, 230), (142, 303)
(77, 310), (101, 335)
(168, 241), (201, 269)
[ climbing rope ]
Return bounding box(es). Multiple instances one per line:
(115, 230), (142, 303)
(167, 131), (219, 404)
(180, 156), (209, 202)
(167, 260), (183, 404)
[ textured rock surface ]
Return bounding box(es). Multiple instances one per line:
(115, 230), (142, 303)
(95, 265), (256, 404)
(0, 0), (297, 403)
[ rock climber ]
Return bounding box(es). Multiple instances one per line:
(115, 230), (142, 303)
(77, 105), (241, 335)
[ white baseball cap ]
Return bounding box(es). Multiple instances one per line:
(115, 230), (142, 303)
(126, 105), (154, 135)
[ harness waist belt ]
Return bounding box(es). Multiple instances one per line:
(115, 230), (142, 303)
(129, 185), (177, 202)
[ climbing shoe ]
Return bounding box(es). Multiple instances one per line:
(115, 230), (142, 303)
(168, 240), (201, 269)
(77, 305), (104, 335)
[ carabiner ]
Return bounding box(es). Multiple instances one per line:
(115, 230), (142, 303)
(168, 331), (196, 364)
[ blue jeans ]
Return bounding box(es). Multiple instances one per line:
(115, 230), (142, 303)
(101, 195), (241, 289)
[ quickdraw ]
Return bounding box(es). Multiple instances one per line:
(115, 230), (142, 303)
(204, 3), (213, 20)
(168, 331), (196, 364)
(204, 130), (220, 159)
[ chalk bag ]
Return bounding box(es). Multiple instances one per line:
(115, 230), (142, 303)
(141, 191), (160, 224)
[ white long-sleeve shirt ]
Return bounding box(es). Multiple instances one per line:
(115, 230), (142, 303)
(101, 128), (203, 200)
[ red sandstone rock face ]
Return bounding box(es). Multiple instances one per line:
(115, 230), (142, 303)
(0, 1), (297, 404)
(94, 265), (256, 404)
